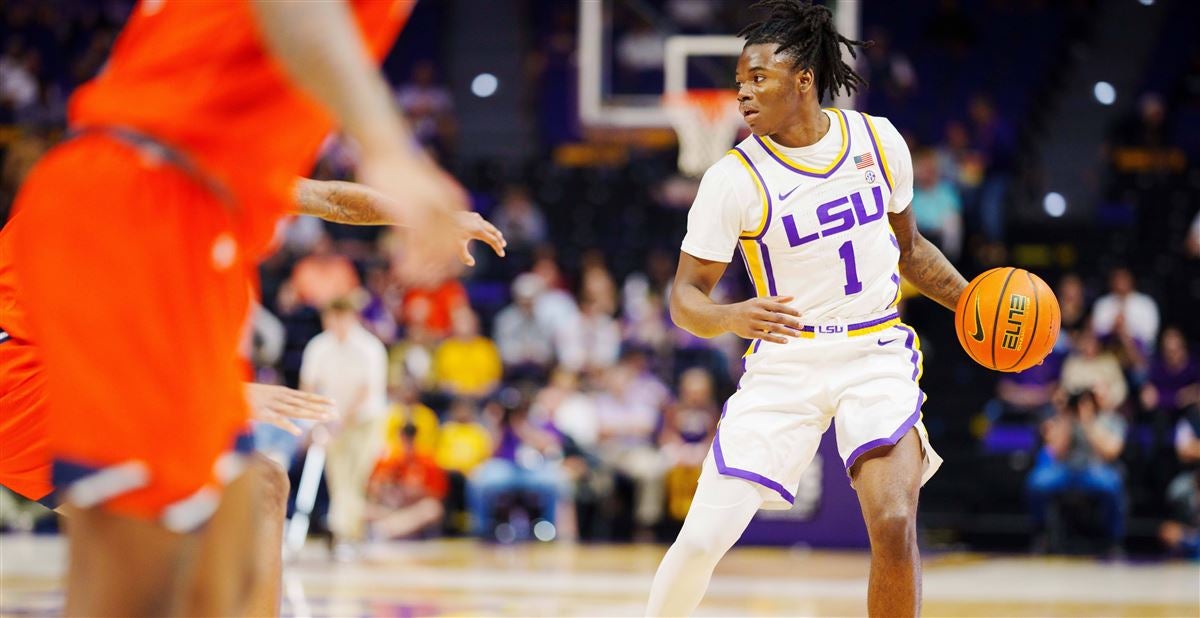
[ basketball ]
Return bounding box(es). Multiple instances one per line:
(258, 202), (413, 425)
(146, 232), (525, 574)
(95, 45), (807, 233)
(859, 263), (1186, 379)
(955, 267), (1061, 373)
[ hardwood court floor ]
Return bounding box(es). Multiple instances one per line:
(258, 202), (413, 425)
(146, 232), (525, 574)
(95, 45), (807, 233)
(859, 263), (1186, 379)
(1, 535), (1197, 616)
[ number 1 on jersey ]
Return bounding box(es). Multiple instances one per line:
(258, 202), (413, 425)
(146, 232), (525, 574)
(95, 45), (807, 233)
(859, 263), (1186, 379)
(838, 240), (863, 295)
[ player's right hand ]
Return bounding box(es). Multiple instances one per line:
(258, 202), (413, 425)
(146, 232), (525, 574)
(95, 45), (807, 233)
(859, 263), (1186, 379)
(357, 151), (468, 287)
(721, 295), (803, 344)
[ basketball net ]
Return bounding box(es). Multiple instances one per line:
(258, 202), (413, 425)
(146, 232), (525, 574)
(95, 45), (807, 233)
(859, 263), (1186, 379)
(665, 89), (742, 177)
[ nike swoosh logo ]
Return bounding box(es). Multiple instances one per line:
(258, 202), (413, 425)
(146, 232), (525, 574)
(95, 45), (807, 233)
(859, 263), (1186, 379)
(777, 185), (801, 201)
(969, 296), (986, 342)
(877, 338), (897, 346)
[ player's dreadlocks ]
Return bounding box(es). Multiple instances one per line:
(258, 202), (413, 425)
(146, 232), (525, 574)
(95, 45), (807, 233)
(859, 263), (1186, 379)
(738, 0), (872, 102)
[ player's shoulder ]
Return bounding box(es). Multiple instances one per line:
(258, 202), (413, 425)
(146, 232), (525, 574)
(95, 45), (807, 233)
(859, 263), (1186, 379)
(701, 139), (764, 186)
(857, 111), (905, 145)
(730, 133), (776, 167)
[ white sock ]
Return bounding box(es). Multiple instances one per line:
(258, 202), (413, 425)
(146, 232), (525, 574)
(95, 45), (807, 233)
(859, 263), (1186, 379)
(645, 459), (764, 617)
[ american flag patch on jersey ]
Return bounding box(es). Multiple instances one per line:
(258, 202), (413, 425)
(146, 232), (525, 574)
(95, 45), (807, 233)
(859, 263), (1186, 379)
(854, 152), (875, 169)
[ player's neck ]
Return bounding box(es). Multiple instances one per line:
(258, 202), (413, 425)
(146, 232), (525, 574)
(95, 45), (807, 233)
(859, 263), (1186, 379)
(769, 105), (830, 149)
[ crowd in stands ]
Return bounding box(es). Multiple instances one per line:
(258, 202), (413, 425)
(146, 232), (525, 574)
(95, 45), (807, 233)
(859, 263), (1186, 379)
(255, 200), (734, 545)
(984, 266), (1199, 557)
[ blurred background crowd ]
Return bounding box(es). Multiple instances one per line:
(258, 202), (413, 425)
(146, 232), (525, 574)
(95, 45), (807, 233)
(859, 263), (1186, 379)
(1, 0), (1198, 559)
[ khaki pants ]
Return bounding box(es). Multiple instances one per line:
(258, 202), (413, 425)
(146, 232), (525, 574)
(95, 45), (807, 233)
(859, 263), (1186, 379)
(600, 443), (666, 527)
(325, 415), (386, 541)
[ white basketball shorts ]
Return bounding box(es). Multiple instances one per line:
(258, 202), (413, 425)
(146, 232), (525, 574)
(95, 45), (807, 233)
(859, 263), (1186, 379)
(712, 311), (943, 509)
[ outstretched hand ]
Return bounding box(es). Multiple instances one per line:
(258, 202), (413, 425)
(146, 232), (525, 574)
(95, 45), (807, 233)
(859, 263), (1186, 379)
(244, 383), (337, 436)
(455, 211), (507, 266)
(357, 153), (468, 287)
(295, 178), (507, 268)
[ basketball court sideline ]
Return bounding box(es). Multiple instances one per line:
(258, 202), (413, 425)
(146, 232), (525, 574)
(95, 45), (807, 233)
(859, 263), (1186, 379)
(2, 535), (1196, 617)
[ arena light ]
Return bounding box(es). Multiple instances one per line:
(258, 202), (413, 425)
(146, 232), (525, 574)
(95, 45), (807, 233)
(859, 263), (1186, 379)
(1093, 81), (1116, 106)
(1043, 192), (1067, 218)
(533, 520), (557, 542)
(1138, 0), (1154, 6)
(471, 73), (499, 98)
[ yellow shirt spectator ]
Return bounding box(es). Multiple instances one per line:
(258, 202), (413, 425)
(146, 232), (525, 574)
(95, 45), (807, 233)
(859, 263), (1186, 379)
(432, 309), (502, 397)
(382, 402), (440, 457)
(435, 420), (493, 474)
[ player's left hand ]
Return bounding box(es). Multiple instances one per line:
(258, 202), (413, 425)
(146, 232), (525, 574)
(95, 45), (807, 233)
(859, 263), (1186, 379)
(244, 383), (338, 435)
(455, 211), (506, 266)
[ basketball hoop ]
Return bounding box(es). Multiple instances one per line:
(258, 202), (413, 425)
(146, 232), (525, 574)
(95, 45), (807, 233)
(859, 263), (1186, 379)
(664, 89), (742, 177)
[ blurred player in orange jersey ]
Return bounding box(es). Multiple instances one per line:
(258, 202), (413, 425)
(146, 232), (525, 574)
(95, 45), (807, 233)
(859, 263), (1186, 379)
(3, 0), (482, 614)
(0, 176), (506, 616)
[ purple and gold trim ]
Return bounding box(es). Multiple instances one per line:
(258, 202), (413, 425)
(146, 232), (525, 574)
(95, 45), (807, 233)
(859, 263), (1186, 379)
(754, 108), (850, 178)
(737, 239), (777, 355)
(844, 393), (924, 473)
(795, 311), (902, 339)
(713, 402), (796, 503)
(843, 323), (926, 472)
(729, 146), (778, 357)
(730, 147), (772, 241)
(861, 113), (895, 192)
(895, 323), (925, 381)
(759, 243), (779, 296)
(738, 240), (770, 298)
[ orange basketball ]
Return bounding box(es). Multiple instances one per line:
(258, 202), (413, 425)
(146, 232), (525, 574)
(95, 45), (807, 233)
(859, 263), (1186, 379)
(954, 267), (1061, 373)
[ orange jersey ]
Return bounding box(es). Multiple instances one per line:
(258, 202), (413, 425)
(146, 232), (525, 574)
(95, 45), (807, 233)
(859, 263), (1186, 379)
(68, 0), (412, 258)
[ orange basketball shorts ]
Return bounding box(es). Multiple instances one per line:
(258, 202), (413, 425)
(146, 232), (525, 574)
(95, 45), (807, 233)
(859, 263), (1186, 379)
(0, 332), (53, 504)
(10, 134), (254, 531)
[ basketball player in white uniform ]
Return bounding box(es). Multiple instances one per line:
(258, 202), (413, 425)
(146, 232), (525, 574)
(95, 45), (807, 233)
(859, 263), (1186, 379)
(646, 2), (971, 616)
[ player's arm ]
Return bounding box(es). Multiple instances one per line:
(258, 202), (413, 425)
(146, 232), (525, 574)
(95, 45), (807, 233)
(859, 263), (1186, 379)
(294, 178), (395, 226)
(250, 1), (464, 284)
(670, 252), (801, 344)
(293, 178), (506, 265)
(672, 159), (801, 343)
(889, 205), (968, 311)
(875, 115), (969, 311)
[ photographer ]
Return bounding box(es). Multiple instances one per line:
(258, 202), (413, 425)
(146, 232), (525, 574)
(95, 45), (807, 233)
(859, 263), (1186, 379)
(1027, 389), (1127, 553)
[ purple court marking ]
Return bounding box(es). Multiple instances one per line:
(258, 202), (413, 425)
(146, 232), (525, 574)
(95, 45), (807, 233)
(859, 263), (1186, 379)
(860, 111), (892, 192)
(754, 109), (852, 179)
(734, 146), (774, 241)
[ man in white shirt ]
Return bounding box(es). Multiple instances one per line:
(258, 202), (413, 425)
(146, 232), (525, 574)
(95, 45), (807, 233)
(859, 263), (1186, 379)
(301, 298), (390, 551)
(1091, 267), (1160, 350)
(493, 273), (558, 372)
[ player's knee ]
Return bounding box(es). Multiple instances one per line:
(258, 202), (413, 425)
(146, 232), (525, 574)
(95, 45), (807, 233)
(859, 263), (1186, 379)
(673, 525), (729, 564)
(866, 507), (917, 557)
(252, 454), (291, 513)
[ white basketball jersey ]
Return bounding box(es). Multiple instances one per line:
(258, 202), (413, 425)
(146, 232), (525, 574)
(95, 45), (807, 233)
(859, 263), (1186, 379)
(681, 108), (914, 323)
